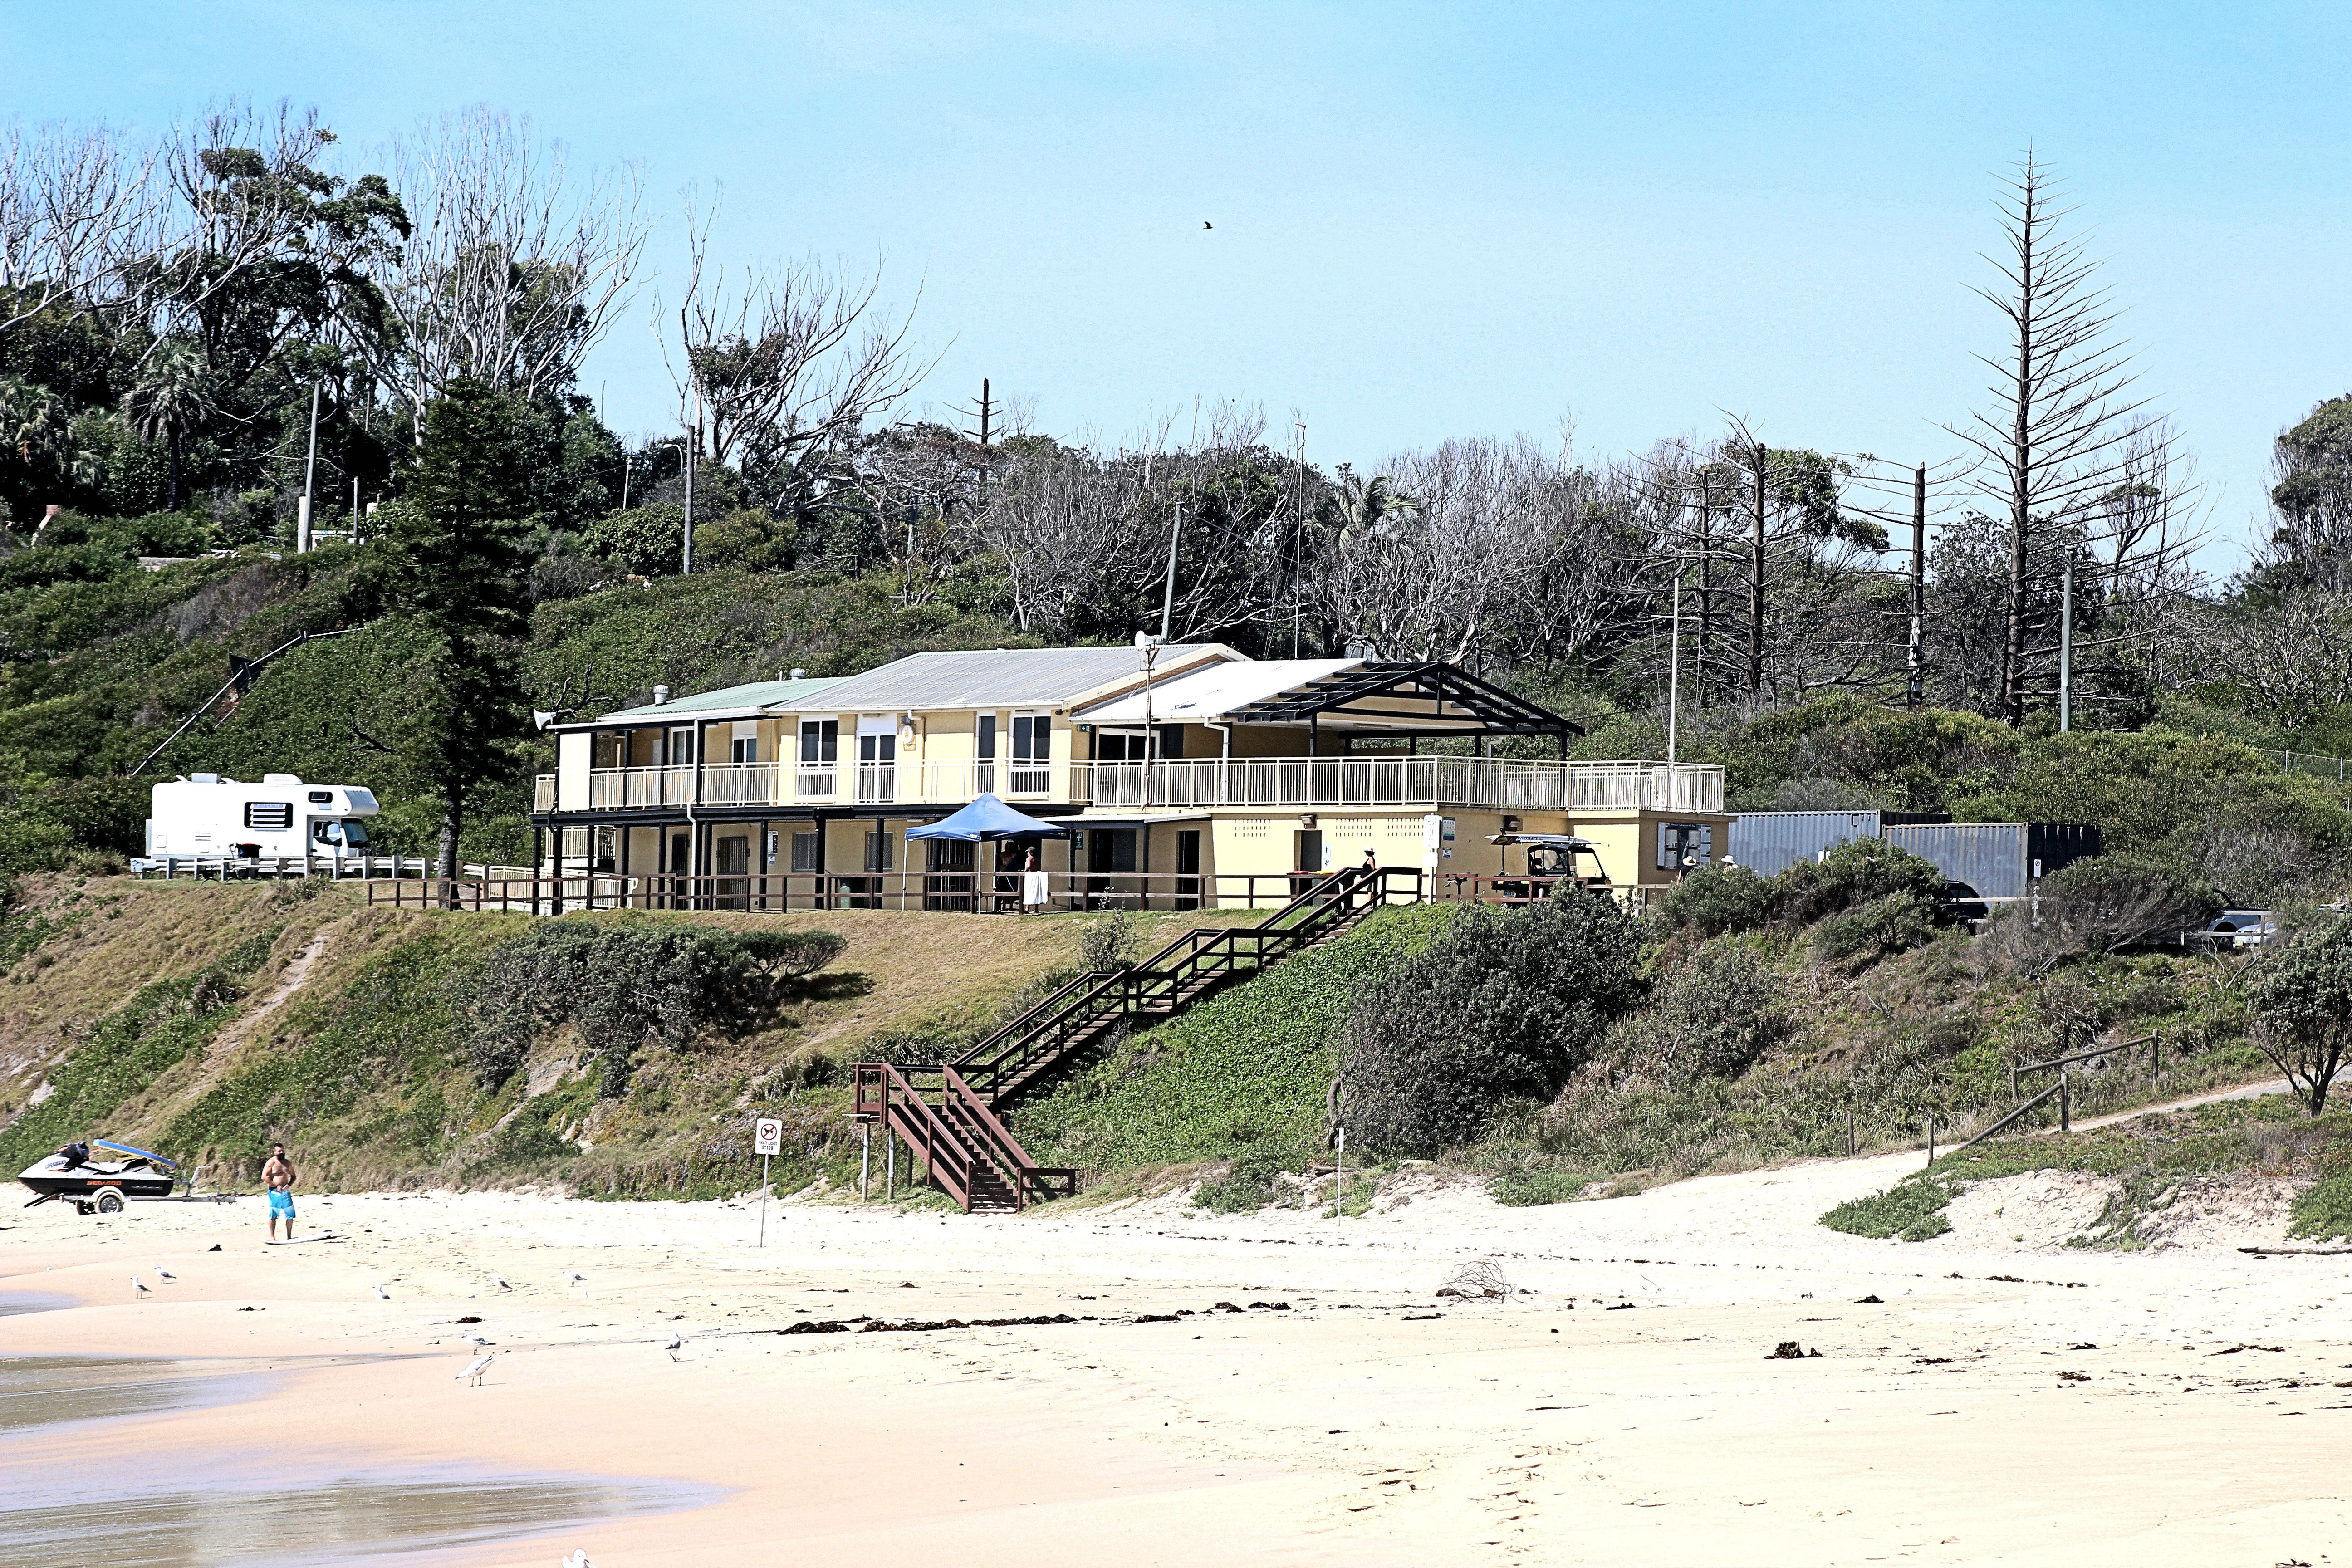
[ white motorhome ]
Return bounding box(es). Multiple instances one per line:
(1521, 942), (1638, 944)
(144, 773), (381, 864)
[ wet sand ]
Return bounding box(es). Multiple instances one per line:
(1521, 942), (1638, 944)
(3, 1149), (2349, 1567)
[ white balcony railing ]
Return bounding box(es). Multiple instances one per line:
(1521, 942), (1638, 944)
(547, 757), (1722, 815)
(1078, 758), (1723, 813)
(564, 760), (1063, 812)
(586, 765), (697, 809)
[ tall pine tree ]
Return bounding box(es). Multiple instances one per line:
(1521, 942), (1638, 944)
(368, 379), (535, 882)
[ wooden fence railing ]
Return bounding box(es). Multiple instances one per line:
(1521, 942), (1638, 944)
(364, 867), (1418, 915)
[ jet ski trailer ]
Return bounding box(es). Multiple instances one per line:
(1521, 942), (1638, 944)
(18, 1138), (182, 1215)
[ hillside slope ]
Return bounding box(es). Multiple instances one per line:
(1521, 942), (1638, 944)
(0, 875), (1230, 1196)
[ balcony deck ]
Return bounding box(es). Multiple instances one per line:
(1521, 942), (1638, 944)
(534, 758), (1725, 816)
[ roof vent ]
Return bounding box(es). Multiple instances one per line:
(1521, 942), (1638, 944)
(788, 668), (807, 680)
(652, 685), (670, 705)
(262, 773), (301, 785)
(191, 772), (221, 784)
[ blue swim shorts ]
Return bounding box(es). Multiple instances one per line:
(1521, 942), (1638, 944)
(268, 1190), (295, 1217)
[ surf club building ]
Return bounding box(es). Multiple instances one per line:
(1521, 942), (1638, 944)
(529, 644), (1729, 912)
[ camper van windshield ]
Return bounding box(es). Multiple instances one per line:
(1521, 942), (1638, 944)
(314, 819), (369, 847)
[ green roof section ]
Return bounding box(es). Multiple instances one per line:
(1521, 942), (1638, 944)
(592, 676), (847, 724)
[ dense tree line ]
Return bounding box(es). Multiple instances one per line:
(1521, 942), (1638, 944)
(5, 112), (2352, 887)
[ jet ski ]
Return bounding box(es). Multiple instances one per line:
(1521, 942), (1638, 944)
(19, 1138), (180, 1214)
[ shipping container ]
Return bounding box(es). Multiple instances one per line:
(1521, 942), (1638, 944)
(1725, 809), (1954, 877)
(1726, 811), (1881, 877)
(1882, 822), (2101, 902)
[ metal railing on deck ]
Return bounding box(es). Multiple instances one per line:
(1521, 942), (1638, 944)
(1076, 757), (1724, 813)
(364, 867), (1414, 915)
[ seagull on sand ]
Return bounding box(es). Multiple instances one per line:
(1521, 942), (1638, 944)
(456, 1352), (495, 1387)
(561, 1551), (592, 1568)
(664, 1331), (683, 1362)
(564, 1269), (587, 1289)
(132, 1275), (150, 1301)
(463, 1332), (495, 1347)
(491, 1273), (512, 1291)
(372, 1282), (391, 1300)
(155, 1266), (177, 1282)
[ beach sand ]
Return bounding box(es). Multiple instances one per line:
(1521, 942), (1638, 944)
(4, 1143), (2348, 1567)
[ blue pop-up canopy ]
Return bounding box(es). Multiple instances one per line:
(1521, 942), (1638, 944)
(904, 794), (1072, 842)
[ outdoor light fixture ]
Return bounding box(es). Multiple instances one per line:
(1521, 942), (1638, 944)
(1299, 813), (1318, 828)
(1502, 815), (1522, 833)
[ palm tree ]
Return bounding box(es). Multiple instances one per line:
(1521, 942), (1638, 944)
(121, 341), (216, 511)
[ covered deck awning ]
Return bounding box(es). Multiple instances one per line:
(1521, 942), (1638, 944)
(1076, 658), (1582, 753)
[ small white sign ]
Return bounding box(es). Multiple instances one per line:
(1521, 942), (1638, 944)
(754, 1117), (783, 1156)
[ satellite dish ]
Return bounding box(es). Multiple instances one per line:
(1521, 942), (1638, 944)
(532, 710), (559, 731)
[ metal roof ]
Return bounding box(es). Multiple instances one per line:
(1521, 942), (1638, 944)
(804, 645), (1233, 712)
(1222, 661), (1581, 735)
(1080, 658), (1581, 735)
(1075, 659), (1362, 723)
(592, 676), (847, 725)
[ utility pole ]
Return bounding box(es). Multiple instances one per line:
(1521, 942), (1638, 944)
(2059, 536), (2074, 732)
(297, 382), (320, 554)
(1667, 559), (1684, 765)
(1159, 493), (1183, 643)
(1747, 441), (1766, 708)
(1906, 462), (1926, 710)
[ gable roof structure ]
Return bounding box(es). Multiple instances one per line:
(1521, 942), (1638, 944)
(584, 676), (848, 727)
(795, 644), (1236, 713)
(1075, 657), (1582, 738)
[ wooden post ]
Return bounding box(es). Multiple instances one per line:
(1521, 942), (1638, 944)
(860, 1122), (871, 1200)
(2059, 1070), (2071, 1133)
(1926, 1115), (1936, 1168)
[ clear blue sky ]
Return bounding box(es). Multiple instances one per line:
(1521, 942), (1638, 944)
(14, 1), (2351, 569)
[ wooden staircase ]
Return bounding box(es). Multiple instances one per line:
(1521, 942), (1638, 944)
(851, 865), (1418, 1212)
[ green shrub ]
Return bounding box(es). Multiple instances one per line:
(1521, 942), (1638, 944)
(2289, 1172), (2352, 1240)
(1489, 1167), (1592, 1206)
(1339, 886), (1645, 1158)
(1651, 862), (1776, 938)
(1813, 890), (1939, 966)
(2248, 917), (2352, 1115)
(1774, 838), (1946, 926)
(1624, 941), (1792, 1084)
(1192, 1143), (1289, 1212)
(693, 509), (797, 572)
(1819, 1174), (1959, 1240)
(582, 504), (688, 577)
(1081, 908), (1139, 973)
(464, 919), (847, 1097)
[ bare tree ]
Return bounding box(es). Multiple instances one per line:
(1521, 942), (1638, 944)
(1948, 152), (2191, 724)
(363, 108), (644, 429)
(1311, 435), (1636, 670)
(665, 200), (928, 472)
(0, 118), (160, 339)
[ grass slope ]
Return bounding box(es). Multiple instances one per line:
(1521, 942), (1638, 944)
(1011, 903), (1458, 1187)
(0, 880), (1233, 1197)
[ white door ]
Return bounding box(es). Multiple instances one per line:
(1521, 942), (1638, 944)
(858, 715), (897, 803)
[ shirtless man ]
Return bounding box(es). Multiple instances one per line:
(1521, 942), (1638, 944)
(263, 1142), (296, 1240)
